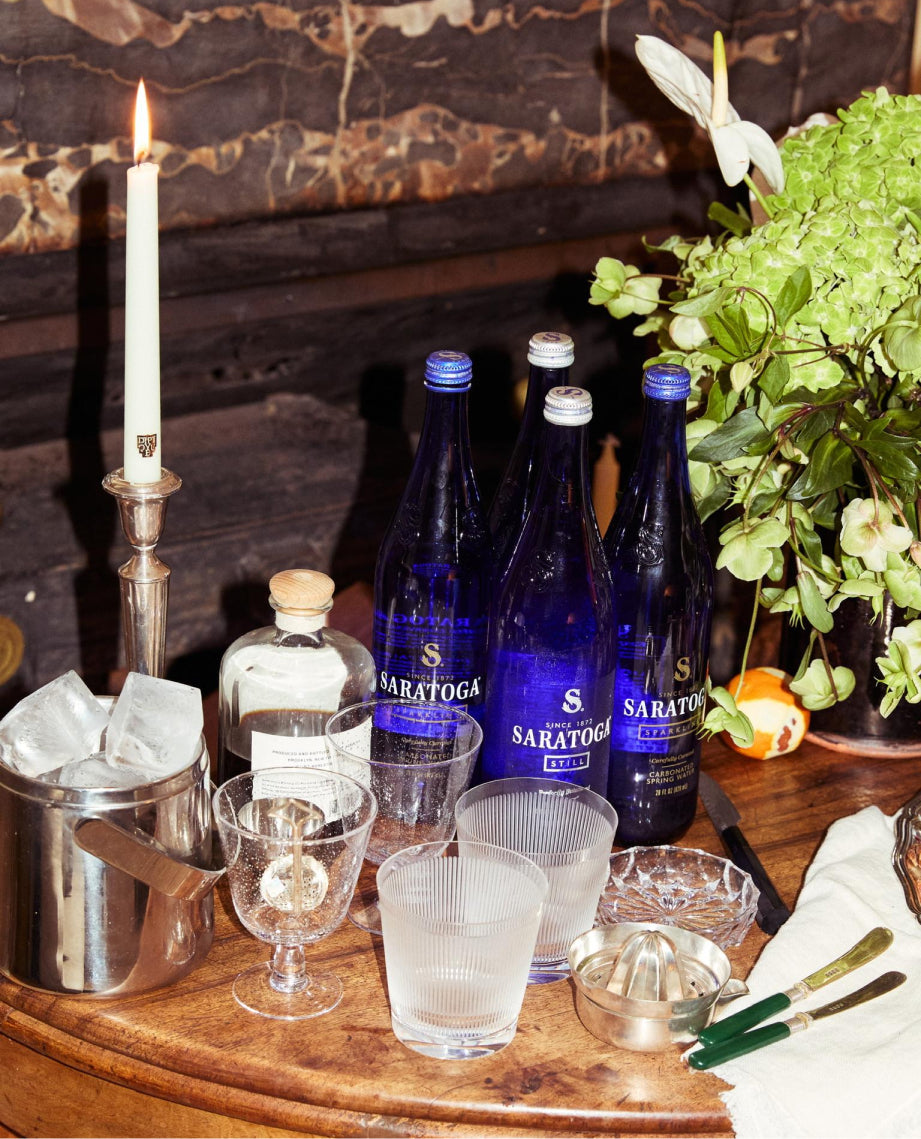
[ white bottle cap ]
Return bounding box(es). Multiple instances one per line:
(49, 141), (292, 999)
(544, 385), (592, 426)
(528, 331), (575, 368)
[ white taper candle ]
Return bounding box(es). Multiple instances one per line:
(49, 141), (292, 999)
(123, 79), (162, 484)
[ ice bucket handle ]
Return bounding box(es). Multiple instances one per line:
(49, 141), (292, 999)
(74, 816), (225, 902)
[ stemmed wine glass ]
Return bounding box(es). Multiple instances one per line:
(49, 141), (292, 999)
(324, 698), (482, 934)
(213, 766), (377, 1019)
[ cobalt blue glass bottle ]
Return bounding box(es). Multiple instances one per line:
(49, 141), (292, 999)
(604, 362), (714, 845)
(372, 350), (492, 721)
(489, 331), (575, 570)
(480, 386), (615, 795)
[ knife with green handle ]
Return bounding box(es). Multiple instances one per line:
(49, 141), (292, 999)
(697, 926), (893, 1047)
(687, 970), (906, 1070)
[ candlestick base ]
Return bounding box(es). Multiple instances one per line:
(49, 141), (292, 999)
(103, 468), (182, 678)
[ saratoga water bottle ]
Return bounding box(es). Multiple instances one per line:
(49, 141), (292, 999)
(604, 362), (714, 845)
(217, 569), (375, 784)
(372, 350), (492, 720)
(481, 386), (615, 794)
(489, 331), (575, 569)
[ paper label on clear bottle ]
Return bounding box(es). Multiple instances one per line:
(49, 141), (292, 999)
(250, 730), (332, 771)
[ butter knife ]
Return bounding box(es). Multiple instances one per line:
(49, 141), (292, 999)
(698, 771), (791, 935)
(687, 970), (906, 1070)
(698, 926), (894, 1046)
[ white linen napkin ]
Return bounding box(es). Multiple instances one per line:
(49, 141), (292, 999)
(701, 805), (921, 1139)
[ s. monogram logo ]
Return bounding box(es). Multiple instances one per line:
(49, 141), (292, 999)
(136, 433), (158, 458)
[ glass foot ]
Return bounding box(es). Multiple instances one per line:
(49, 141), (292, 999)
(348, 892), (383, 935)
(528, 959), (571, 984)
(232, 960), (343, 1019)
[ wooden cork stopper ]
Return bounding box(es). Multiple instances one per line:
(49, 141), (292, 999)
(269, 569), (335, 614)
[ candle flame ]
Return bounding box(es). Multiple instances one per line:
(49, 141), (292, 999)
(134, 79), (151, 164)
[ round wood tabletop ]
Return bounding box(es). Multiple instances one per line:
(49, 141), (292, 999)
(1, 737), (918, 1138)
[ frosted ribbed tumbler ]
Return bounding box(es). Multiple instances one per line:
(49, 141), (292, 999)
(377, 840), (548, 1059)
(455, 778), (617, 983)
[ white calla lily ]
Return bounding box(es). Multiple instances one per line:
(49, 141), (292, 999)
(635, 33), (785, 194)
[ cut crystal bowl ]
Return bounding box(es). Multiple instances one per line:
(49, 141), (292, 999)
(595, 845), (759, 949)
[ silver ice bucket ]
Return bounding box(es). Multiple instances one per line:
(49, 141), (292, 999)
(0, 728), (222, 997)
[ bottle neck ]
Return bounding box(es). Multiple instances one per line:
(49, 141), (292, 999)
(521, 364), (570, 430)
(274, 612), (328, 635)
(536, 418), (591, 502)
(632, 393), (690, 491)
(411, 386), (473, 478)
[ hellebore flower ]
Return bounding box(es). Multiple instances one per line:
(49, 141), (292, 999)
(635, 32), (785, 194)
(840, 498), (913, 572)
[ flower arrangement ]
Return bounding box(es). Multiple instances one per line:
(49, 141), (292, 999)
(592, 34), (921, 742)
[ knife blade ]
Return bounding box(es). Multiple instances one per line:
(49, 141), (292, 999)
(697, 926), (894, 1046)
(697, 770), (791, 935)
(687, 970), (906, 1070)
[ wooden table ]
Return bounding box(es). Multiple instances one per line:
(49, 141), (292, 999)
(1, 734), (917, 1137)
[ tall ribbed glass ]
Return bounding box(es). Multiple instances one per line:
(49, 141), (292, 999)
(480, 386), (615, 795)
(604, 362), (714, 845)
(372, 351), (492, 723)
(489, 331), (575, 572)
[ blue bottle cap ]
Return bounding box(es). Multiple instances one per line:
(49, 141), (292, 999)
(544, 386), (592, 426)
(643, 362), (691, 401)
(528, 331), (575, 369)
(424, 350), (473, 391)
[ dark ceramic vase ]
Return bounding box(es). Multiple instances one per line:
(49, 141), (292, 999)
(783, 595), (921, 757)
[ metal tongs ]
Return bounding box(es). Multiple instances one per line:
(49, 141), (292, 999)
(893, 787), (921, 923)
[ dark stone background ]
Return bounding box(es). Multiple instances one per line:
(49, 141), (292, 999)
(0, 0), (915, 705)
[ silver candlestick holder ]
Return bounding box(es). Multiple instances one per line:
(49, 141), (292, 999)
(103, 467), (182, 677)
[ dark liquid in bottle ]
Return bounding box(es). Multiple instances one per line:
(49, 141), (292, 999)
(217, 707), (330, 785)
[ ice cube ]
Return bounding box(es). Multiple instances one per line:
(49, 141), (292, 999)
(0, 670), (110, 778)
(43, 754), (148, 789)
(105, 672), (203, 779)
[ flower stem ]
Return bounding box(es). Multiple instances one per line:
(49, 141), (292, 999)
(743, 173), (773, 220)
(737, 577), (763, 682)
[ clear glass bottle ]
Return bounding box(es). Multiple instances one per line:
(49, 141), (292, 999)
(604, 362), (714, 845)
(489, 331), (575, 573)
(480, 386), (615, 795)
(218, 569), (375, 784)
(372, 350), (492, 721)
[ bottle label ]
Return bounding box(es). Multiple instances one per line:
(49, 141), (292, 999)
(250, 730), (332, 770)
(482, 662), (614, 793)
(608, 634), (706, 806)
(372, 609), (487, 714)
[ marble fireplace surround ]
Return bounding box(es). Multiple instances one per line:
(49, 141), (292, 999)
(0, 0), (917, 703)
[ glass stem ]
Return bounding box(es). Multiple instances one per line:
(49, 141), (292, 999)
(269, 942), (310, 993)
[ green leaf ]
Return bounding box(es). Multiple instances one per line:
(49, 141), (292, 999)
(797, 525), (824, 567)
(789, 661), (855, 710)
(696, 483), (734, 522)
(859, 437), (921, 483)
(702, 686), (755, 746)
(786, 433), (855, 501)
(707, 201), (751, 237)
(773, 267), (812, 327)
(811, 491), (839, 529)
(793, 407), (837, 452)
(756, 355), (790, 404)
(883, 296), (921, 371)
(671, 288), (736, 319)
(708, 305), (755, 358)
(797, 571), (834, 633)
(688, 407), (773, 462)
